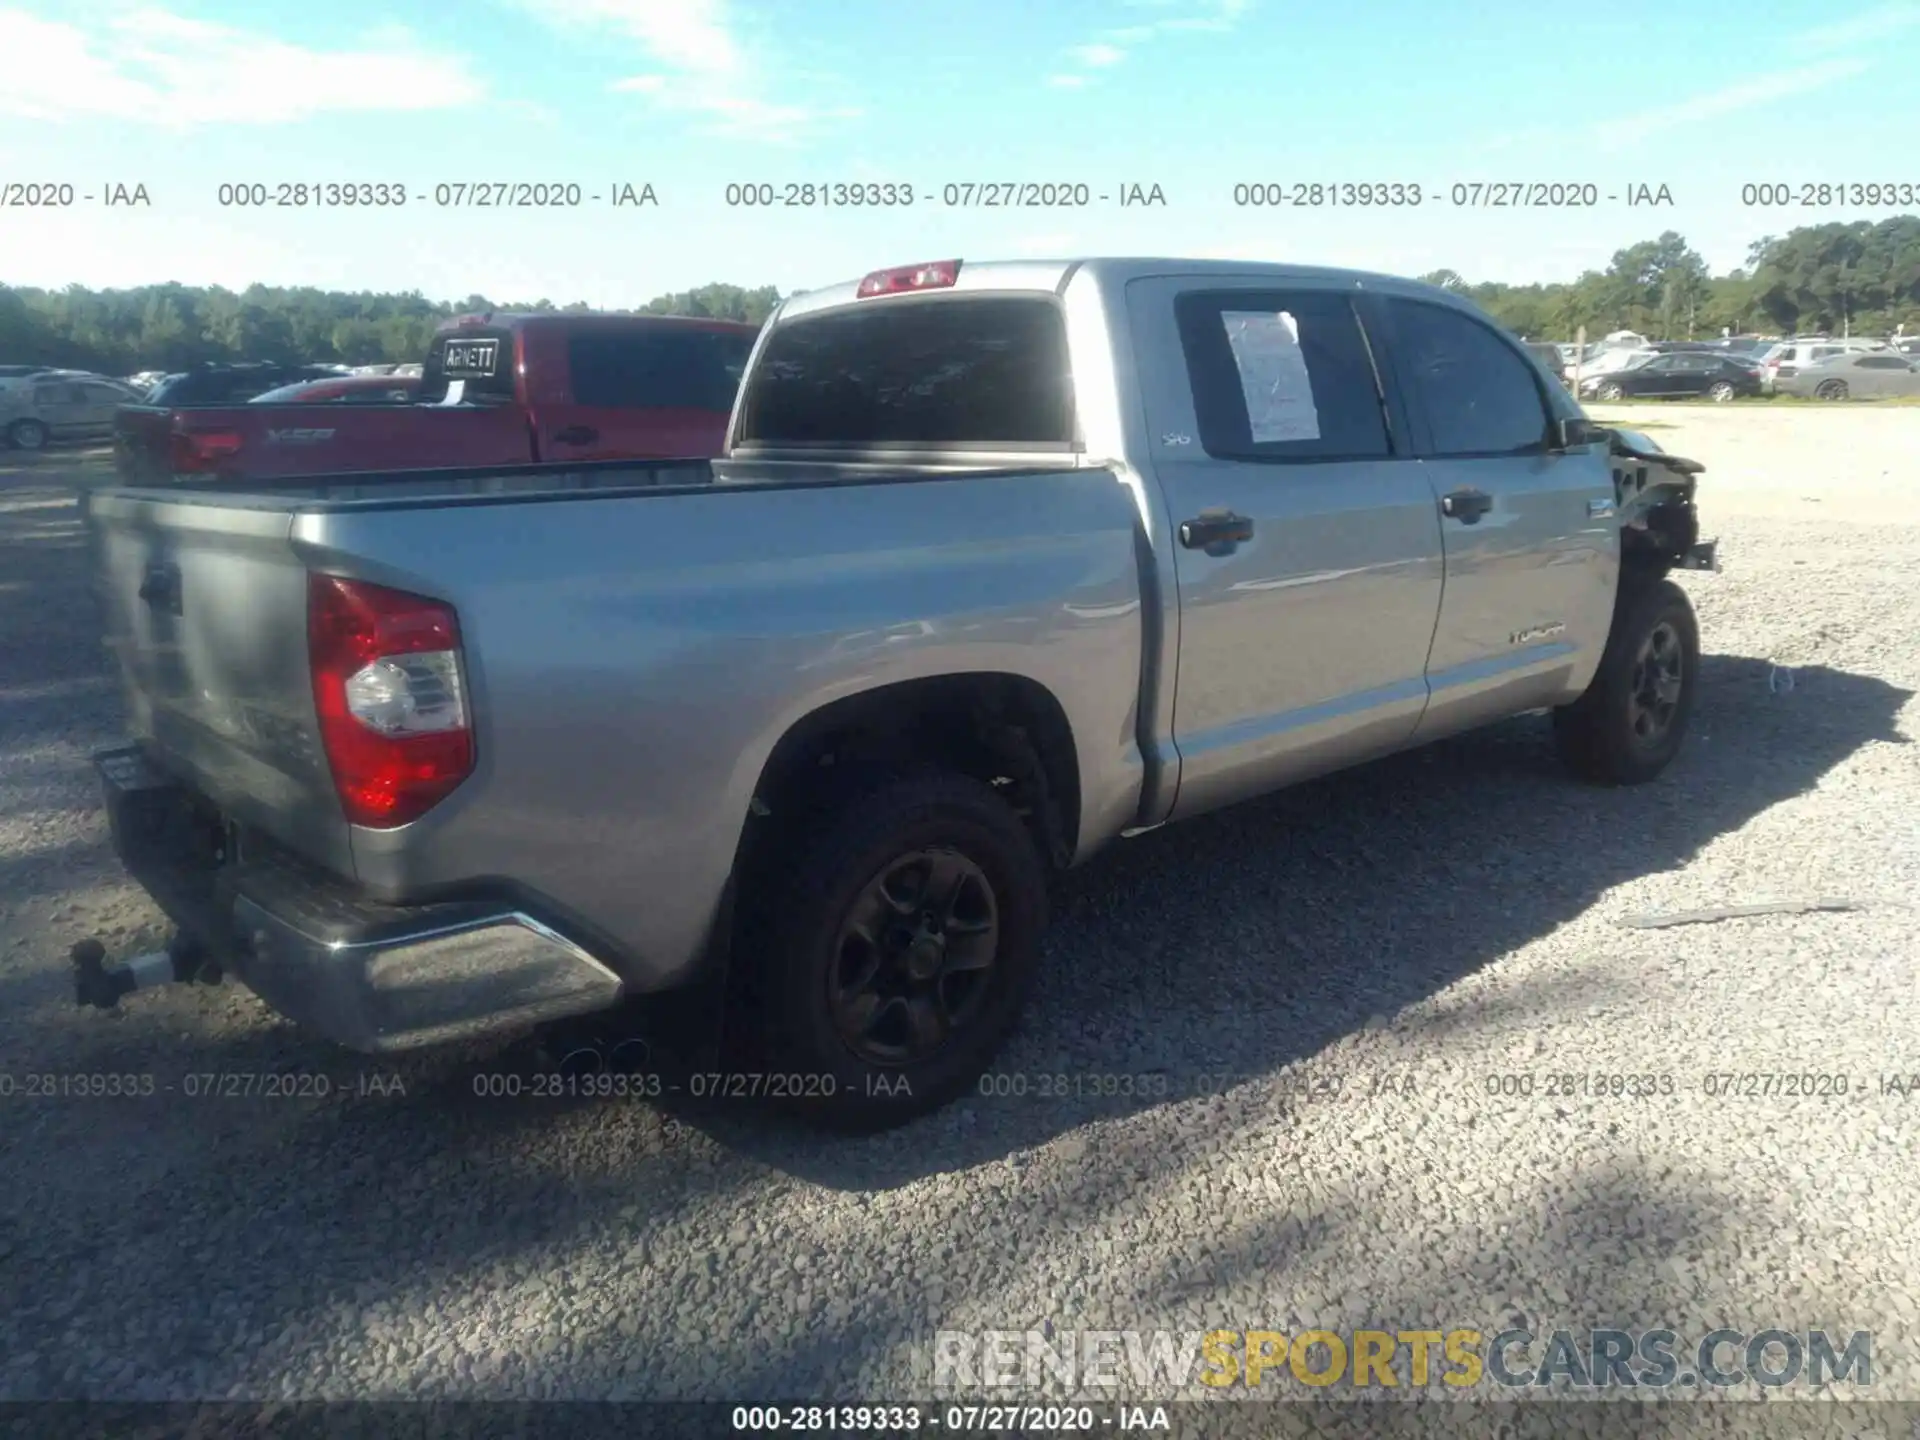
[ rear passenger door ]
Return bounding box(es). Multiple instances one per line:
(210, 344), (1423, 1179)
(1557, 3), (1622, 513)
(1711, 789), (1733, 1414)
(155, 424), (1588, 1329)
(1127, 278), (1446, 821)
(550, 329), (754, 461)
(1371, 295), (1616, 742)
(32, 383), (89, 438)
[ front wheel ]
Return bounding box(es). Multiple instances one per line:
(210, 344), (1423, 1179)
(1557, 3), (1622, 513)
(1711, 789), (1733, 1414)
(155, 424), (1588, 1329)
(744, 770), (1049, 1130)
(1815, 380), (1849, 401)
(1596, 382), (1624, 401)
(1553, 578), (1700, 785)
(5, 419), (49, 451)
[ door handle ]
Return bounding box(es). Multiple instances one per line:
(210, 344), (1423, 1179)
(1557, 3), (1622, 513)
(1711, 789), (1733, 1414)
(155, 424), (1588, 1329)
(552, 425), (598, 445)
(1178, 511), (1254, 550)
(1439, 488), (1493, 524)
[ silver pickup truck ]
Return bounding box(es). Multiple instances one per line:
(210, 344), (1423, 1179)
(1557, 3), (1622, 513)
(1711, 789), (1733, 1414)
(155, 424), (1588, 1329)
(77, 256), (1717, 1128)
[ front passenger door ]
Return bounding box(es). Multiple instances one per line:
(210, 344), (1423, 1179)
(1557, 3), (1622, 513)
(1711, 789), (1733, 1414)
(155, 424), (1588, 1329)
(1631, 355), (1684, 395)
(1371, 295), (1617, 742)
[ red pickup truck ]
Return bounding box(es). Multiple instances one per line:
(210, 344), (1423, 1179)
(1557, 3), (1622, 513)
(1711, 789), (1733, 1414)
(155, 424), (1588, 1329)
(112, 312), (759, 484)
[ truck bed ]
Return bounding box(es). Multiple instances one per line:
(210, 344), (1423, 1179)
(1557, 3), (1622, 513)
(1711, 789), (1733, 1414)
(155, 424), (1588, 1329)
(86, 458), (1151, 993)
(112, 400), (536, 486)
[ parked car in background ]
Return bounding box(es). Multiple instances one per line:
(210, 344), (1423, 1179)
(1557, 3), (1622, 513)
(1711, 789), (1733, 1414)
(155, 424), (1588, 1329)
(1774, 351), (1920, 401)
(1894, 337), (1920, 358)
(247, 374), (424, 405)
(1760, 338), (1891, 392)
(144, 363), (345, 408)
(394, 363), (424, 378)
(114, 314), (757, 484)
(1569, 346), (1657, 383)
(0, 375), (143, 449)
(1581, 350), (1761, 402)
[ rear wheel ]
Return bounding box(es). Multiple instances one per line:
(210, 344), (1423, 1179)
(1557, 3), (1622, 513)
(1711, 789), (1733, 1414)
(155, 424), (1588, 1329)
(743, 770), (1049, 1130)
(1815, 379), (1849, 400)
(1706, 380), (1736, 402)
(1553, 578), (1700, 785)
(5, 419), (48, 451)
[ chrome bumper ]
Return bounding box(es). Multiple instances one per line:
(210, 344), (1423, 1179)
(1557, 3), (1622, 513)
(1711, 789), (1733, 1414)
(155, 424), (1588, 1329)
(230, 901), (624, 1053)
(91, 743), (624, 1052)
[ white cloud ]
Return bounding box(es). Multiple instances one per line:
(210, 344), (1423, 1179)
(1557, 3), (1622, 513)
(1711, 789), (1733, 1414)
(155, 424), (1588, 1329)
(1597, 58), (1870, 145)
(0, 6), (482, 125)
(1048, 0), (1249, 89)
(1794, 1), (1920, 51)
(514, 0), (854, 142)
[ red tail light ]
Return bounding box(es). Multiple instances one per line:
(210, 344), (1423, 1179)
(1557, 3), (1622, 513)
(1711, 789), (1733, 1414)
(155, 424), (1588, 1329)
(857, 259), (961, 298)
(169, 428), (244, 474)
(307, 574), (474, 828)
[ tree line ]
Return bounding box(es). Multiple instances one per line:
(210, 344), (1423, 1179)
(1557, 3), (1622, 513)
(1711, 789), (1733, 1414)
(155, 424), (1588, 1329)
(3, 217), (1917, 374)
(1424, 215), (1920, 341)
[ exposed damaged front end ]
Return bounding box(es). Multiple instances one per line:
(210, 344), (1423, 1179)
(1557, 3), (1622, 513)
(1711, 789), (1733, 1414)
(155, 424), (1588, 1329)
(1606, 426), (1719, 576)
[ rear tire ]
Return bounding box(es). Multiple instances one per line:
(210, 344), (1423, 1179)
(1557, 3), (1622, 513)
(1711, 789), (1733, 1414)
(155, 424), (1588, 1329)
(1553, 578), (1700, 785)
(1707, 380), (1735, 402)
(6, 419), (48, 451)
(742, 770), (1049, 1131)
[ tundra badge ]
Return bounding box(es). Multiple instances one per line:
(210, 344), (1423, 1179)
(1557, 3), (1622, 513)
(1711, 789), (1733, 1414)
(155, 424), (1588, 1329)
(1510, 621), (1566, 646)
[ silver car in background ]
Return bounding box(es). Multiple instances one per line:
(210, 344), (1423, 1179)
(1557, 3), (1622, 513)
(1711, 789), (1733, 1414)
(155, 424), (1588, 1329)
(1759, 338), (1891, 392)
(1774, 350), (1920, 401)
(0, 375), (143, 450)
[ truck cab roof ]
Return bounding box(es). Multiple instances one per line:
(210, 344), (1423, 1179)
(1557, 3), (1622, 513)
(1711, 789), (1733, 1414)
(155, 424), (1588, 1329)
(773, 257), (1468, 323)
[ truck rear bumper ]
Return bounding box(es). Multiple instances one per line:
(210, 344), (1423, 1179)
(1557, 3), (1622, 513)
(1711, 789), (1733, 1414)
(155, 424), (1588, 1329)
(93, 743), (625, 1052)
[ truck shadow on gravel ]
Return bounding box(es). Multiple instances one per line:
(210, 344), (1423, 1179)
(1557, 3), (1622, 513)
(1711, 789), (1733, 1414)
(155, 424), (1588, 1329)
(655, 653), (1910, 1187)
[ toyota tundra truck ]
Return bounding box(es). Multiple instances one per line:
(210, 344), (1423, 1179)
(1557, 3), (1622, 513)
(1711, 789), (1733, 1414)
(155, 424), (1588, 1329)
(110, 313), (758, 485)
(75, 256), (1718, 1128)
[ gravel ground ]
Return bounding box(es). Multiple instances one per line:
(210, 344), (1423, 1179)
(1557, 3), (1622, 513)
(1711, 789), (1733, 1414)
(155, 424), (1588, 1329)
(1, 411), (1917, 1429)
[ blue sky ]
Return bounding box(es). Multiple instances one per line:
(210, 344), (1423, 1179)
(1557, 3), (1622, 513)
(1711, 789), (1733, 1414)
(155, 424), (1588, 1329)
(3, 0), (1919, 305)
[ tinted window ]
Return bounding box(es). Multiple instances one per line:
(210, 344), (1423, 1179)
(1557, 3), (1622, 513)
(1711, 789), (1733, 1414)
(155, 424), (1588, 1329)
(1173, 290), (1389, 460)
(1640, 356), (1680, 372)
(1387, 300), (1550, 456)
(736, 298), (1072, 447)
(1671, 355), (1714, 372)
(86, 384), (132, 402)
(568, 328), (752, 412)
(1856, 356), (1908, 370)
(149, 368), (324, 405)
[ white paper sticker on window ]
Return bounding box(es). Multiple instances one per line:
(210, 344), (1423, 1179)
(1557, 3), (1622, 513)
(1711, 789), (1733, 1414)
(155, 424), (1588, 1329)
(1222, 310), (1320, 443)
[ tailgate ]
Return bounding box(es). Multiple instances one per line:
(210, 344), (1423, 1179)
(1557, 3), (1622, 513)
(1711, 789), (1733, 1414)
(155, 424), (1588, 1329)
(86, 488), (354, 876)
(118, 403), (534, 483)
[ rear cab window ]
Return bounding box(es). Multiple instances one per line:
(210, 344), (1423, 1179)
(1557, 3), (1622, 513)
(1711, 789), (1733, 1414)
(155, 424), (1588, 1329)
(1171, 289), (1392, 461)
(734, 296), (1075, 449)
(567, 328), (753, 411)
(420, 329), (519, 405)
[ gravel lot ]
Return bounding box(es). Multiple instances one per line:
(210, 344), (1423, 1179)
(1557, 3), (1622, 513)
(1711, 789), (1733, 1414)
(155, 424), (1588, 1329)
(1, 409), (1917, 1428)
